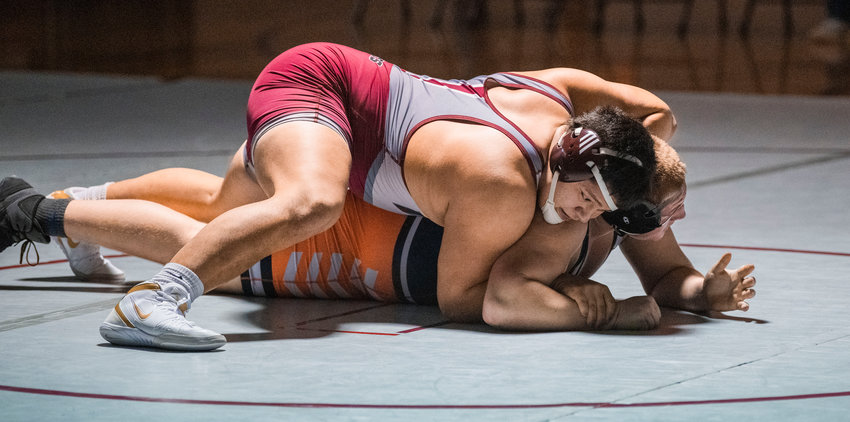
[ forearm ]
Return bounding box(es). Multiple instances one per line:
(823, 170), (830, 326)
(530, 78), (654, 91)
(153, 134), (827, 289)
(649, 266), (708, 313)
(482, 278), (590, 331)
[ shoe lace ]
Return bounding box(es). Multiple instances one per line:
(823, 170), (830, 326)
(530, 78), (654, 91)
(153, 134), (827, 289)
(18, 240), (40, 266)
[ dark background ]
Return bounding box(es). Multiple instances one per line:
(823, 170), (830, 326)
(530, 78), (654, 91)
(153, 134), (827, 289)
(2, 0), (848, 96)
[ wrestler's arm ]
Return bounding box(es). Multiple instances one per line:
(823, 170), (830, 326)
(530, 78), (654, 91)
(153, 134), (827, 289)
(435, 174), (536, 322)
(620, 229), (757, 313)
(482, 212), (609, 330)
(525, 68), (677, 141)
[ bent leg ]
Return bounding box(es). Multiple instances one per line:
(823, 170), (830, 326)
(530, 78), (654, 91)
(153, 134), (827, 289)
(107, 144), (266, 222)
(170, 121), (352, 292)
(63, 199), (205, 265)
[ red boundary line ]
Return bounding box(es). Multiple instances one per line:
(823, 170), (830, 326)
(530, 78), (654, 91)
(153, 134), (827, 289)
(0, 384), (848, 409)
(679, 244), (850, 257)
(0, 254), (128, 271)
(1, 243), (846, 274)
(296, 327), (399, 336)
(0, 257), (433, 337)
(397, 320), (451, 334)
(2, 248), (850, 408)
(294, 303), (391, 326)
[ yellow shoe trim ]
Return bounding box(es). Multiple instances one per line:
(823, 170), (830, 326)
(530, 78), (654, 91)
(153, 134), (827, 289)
(114, 304), (135, 328)
(49, 190), (80, 247)
(127, 283), (161, 294)
(50, 190), (71, 199)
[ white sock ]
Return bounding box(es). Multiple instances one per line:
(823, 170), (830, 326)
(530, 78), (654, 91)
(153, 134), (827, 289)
(66, 182), (113, 200)
(152, 263), (205, 304)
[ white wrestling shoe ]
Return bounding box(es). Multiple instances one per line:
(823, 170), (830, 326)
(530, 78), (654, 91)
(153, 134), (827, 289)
(49, 189), (125, 282)
(100, 281), (226, 351)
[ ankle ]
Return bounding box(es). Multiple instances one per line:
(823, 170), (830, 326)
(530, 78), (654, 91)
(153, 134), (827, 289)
(153, 263), (205, 303)
(34, 197), (70, 237)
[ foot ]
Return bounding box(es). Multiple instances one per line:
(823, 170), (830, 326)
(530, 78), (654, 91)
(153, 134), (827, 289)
(49, 189), (125, 281)
(0, 177), (49, 253)
(606, 296), (661, 330)
(100, 282), (226, 351)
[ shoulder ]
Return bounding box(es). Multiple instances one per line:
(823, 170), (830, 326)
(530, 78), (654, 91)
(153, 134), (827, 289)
(514, 68), (607, 89)
(442, 153), (538, 242)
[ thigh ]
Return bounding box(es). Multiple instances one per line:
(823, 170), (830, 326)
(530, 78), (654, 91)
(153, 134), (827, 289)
(251, 121), (352, 201)
(209, 144), (269, 215)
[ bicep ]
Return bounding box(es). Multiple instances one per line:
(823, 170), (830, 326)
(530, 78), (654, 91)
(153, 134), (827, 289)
(435, 198), (534, 322)
(486, 213), (585, 308)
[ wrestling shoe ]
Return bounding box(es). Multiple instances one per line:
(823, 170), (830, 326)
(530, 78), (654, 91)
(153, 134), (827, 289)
(49, 189), (125, 282)
(100, 281), (226, 351)
(0, 177), (49, 253)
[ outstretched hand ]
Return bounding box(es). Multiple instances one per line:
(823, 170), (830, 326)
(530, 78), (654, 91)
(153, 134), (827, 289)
(703, 253), (756, 312)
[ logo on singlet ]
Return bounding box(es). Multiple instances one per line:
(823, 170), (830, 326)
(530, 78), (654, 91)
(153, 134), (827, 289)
(369, 55), (384, 66)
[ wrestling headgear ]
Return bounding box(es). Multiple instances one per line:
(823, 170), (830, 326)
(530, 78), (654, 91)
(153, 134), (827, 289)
(601, 184), (686, 235)
(541, 126), (645, 225)
(601, 202), (661, 235)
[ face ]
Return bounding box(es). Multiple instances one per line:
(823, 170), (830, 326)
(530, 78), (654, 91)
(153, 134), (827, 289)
(628, 184), (687, 241)
(546, 179), (612, 224)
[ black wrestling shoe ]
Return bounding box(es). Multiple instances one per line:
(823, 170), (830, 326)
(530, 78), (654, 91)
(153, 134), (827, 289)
(0, 177), (49, 253)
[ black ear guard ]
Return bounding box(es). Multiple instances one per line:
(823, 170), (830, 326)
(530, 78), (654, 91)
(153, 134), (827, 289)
(601, 201), (661, 235)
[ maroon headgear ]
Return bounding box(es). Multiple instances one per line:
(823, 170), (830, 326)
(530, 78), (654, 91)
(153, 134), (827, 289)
(547, 126), (645, 210)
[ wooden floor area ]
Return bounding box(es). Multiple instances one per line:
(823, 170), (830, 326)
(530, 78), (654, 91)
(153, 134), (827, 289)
(2, 0), (849, 96)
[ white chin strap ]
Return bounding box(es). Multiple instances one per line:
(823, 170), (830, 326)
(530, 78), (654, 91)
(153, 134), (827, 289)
(589, 162), (618, 211)
(541, 166), (619, 225)
(541, 171), (565, 224)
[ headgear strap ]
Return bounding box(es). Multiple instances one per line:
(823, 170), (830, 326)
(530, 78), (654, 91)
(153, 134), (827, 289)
(548, 127), (644, 211)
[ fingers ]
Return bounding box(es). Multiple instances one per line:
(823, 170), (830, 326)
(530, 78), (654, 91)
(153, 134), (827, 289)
(587, 298), (603, 328)
(742, 275), (756, 289)
(709, 253), (732, 275)
(587, 302), (598, 328)
(736, 263), (755, 279)
(736, 282), (756, 311)
(589, 289), (617, 329)
(591, 291), (604, 328)
(573, 295), (589, 318)
(604, 290), (616, 326)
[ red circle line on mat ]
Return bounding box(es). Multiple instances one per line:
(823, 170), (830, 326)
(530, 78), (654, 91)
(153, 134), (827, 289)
(0, 384), (848, 409)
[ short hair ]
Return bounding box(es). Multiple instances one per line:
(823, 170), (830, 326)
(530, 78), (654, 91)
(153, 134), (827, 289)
(649, 138), (687, 204)
(570, 106), (656, 209)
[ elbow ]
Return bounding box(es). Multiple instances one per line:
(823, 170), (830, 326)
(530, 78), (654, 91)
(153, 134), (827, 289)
(666, 110), (678, 139)
(481, 302), (504, 328)
(643, 107), (677, 142)
(439, 298), (483, 324)
(480, 294), (517, 329)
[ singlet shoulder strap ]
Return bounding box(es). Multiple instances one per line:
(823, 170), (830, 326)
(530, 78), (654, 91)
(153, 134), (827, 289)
(566, 226), (591, 275)
(486, 72), (574, 116)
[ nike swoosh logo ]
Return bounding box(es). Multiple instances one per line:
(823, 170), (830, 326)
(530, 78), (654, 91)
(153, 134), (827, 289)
(66, 237), (80, 248)
(131, 298), (153, 319)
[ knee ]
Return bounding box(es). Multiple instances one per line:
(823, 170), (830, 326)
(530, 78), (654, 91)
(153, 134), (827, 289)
(275, 185), (346, 232)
